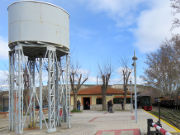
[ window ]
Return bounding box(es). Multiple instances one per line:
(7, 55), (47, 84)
(113, 98), (131, 104)
(96, 98), (102, 104)
(126, 98), (131, 104)
(113, 98), (123, 104)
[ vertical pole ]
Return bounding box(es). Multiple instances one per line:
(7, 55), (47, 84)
(130, 80), (133, 112)
(132, 51), (138, 123)
(39, 58), (42, 129)
(134, 62), (137, 123)
(158, 98), (161, 125)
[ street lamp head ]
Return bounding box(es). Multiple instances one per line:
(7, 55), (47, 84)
(132, 56), (137, 61)
(132, 50), (138, 61)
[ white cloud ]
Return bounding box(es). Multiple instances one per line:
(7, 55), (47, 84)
(0, 36), (9, 59)
(80, 0), (180, 53)
(133, 0), (180, 53)
(80, 0), (147, 27)
(87, 76), (97, 84)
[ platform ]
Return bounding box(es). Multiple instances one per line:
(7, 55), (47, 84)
(0, 109), (179, 135)
(96, 129), (140, 135)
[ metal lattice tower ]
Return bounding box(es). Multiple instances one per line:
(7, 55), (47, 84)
(9, 45), (70, 134)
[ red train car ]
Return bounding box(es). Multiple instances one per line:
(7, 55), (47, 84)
(138, 96), (152, 111)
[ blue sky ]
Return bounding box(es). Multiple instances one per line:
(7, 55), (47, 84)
(0, 0), (178, 86)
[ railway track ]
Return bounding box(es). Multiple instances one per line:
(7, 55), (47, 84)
(161, 108), (180, 128)
(152, 107), (180, 129)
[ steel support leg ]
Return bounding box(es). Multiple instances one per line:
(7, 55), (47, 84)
(65, 55), (71, 128)
(39, 58), (43, 129)
(55, 60), (61, 126)
(47, 46), (56, 133)
(14, 45), (24, 134)
(32, 60), (36, 128)
(62, 85), (66, 122)
(29, 59), (36, 128)
(9, 51), (14, 131)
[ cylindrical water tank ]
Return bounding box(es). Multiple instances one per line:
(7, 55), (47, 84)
(8, 1), (69, 50)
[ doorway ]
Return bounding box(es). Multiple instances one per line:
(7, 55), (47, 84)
(83, 97), (90, 110)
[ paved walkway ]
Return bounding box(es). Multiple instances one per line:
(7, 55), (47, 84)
(0, 109), (179, 135)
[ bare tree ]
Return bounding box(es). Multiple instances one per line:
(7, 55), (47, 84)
(99, 63), (112, 111)
(172, 36), (180, 100)
(143, 39), (179, 96)
(70, 64), (88, 110)
(120, 59), (131, 110)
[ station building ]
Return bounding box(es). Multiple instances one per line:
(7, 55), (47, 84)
(70, 85), (132, 111)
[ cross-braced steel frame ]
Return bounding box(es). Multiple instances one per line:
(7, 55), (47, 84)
(9, 44), (70, 134)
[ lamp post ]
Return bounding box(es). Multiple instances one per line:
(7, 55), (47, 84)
(157, 97), (161, 126)
(132, 51), (138, 123)
(130, 80), (133, 112)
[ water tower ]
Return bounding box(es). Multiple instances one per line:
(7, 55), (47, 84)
(8, 1), (70, 134)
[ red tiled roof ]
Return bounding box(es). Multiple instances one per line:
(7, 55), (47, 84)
(72, 85), (131, 95)
(114, 95), (131, 98)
